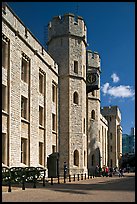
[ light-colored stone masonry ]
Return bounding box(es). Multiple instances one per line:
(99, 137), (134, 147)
(47, 14), (87, 175)
(2, 5), (58, 171)
(2, 4), (122, 176)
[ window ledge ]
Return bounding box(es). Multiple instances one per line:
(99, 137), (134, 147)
(39, 125), (45, 130)
(21, 117), (30, 124)
(52, 130), (57, 134)
(2, 110), (9, 116)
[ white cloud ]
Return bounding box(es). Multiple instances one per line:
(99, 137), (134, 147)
(111, 73), (120, 83)
(101, 82), (109, 94)
(101, 83), (135, 98)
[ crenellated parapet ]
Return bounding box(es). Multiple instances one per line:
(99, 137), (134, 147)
(47, 13), (87, 46)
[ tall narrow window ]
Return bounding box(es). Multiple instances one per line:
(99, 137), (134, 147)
(2, 39), (9, 69)
(83, 65), (85, 78)
(21, 57), (29, 83)
(2, 133), (7, 164)
(84, 150), (86, 166)
(52, 84), (56, 103)
(52, 113), (56, 131)
(110, 133), (112, 140)
(91, 110), (95, 120)
(39, 72), (44, 94)
(39, 142), (43, 165)
(92, 154), (95, 166)
(39, 106), (44, 126)
(52, 145), (56, 153)
(110, 146), (112, 152)
(74, 61), (78, 74)
(74, 150), (79, 166)
(92, 90), (95, 96)
(83, 118), (85, 134)
(2, 85), (7, 112)
(73, 92), (78, 104)
(21, 138), (27, 164)
(21, 96), (28, 120)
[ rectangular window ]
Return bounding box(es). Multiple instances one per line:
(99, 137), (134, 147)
(83, 65), (85, 78)
(52, 84), (56, 103)
(2, 39), (9, 69)
(39, 72), (44, 94)
(39, 106), (44, 126)
(39, 142), (44, 165)
(74, 61), (78, 74)
(21, 138), (27, 164)
(2, 133), (7, 164)
(110, 146), (112, 152)
(21, 96), (28, 120)
(21, 57), (29, 83)
(2, 85), (7, 112)
(52, 113), (56, 131)
(110, 133), (112, 140)
(52, 145), (56, 153)
(83, 118), (85, 134)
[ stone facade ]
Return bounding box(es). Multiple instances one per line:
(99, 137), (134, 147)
(2, 5), (58, 172)
(47, 14), (87, 175)
(2, 4), (122, 176)
(101, 106), (122, 167)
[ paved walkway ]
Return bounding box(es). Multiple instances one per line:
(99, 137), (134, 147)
(2, 173), (135, 202)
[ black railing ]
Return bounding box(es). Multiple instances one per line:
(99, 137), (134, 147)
(2, 166), (46, 192)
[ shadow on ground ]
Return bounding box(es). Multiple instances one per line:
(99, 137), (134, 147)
(3, 174), (135, 195)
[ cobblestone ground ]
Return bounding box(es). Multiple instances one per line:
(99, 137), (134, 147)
(2, 173), (135, 202)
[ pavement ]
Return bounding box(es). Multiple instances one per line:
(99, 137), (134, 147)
(2, 172), (135, 202)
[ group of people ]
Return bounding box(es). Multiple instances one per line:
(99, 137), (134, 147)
(95, 165), (124, 177)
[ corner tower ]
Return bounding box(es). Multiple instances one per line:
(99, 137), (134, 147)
(47, 14), (87, 175)
(86, 50), (101, 172)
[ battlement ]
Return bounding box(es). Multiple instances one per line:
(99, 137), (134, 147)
(47, 13), (87, 44)
(101, 106), (121, 121)
(86, 50), (101, 71)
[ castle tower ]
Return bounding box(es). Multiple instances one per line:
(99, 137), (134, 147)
(47, 14), (87, 175)
(86, 50), (101, 172)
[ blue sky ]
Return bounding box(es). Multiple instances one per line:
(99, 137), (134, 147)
(7, 2), (135, 135)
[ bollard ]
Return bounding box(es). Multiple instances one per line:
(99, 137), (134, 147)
(69, 175), (71, 182)
(88, 170), (89, 179)
(77, 174), (79, 181)
(73, 174), (75, 181)
(22, 175), (25, 190)
(81, 174), (83, 180)
(43, 171), (45, 187)
(8, 177), (11, 192)
(58, 174), (60, 184)
(51, 177), (53, 185)
(33, 175), (36, 188)
(64, 173), (66, 183)
(85, 173), (86, 180)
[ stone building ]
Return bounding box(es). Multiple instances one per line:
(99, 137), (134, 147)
(2, 4), (58, 170)
(101, 106), (122, 168)
(2, 3), (122, 176)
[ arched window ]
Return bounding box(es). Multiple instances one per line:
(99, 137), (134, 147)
(91, 110), (95, 119)
(74, 150), (79, 166)
(92, 154), (95, 166)
(73, 92), (78, 104)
